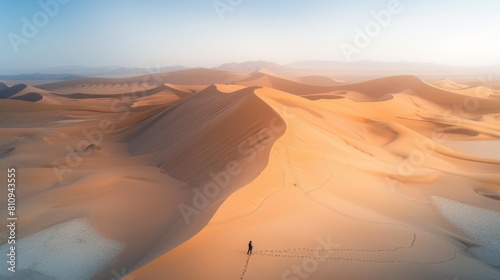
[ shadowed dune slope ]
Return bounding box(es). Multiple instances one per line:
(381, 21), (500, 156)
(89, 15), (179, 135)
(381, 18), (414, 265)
(51, 83), (194, 101)
(0, 84), (29, 98)
(128, 84), (285, 186)
(0, 82), (8, 91)
(0, 84), (61, 103)
(12, 92), (44, 102)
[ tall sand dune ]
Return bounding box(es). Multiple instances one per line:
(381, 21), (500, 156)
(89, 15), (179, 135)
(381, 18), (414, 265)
(125, 84), (286, 266)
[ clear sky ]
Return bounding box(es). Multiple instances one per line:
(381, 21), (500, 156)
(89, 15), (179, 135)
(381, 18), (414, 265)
(1, 0), (499, 69)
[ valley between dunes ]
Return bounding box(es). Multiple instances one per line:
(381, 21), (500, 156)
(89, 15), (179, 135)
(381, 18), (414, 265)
(0, 69), (500, 280)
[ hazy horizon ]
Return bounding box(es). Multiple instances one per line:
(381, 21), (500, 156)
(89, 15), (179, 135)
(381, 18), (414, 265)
(1, 0), (499, 69)
(2, 59), (500, 73)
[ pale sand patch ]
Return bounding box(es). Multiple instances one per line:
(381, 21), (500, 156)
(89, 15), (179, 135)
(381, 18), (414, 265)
(432, 196), (500, 267)
(0, 218), (124, 280)
(441, 140), (500, 160)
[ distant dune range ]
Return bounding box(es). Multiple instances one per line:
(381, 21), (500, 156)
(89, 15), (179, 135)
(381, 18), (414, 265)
(0, 69), (500, 279)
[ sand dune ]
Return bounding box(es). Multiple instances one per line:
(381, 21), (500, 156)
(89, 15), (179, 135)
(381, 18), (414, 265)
(294, 75), (345, 86)
(0, 83), (64, 104)
(236, 71), (339, 95)
(1, 70), (500, 280)
(38, 68), (251, 95)
(0, 84), (30, 98)
(124, 84), (285, 267)
(0, 82), (8, 91)
(465, 81), (500, 90)
(11, 92), (44, 102)
(38, 76), (164, 95)
(432, 79), (469, 90)
(155, 68), (250, 85)
(129, 84), (284, 185)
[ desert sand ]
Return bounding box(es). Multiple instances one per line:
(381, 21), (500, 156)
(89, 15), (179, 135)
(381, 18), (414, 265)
(0, 69), (499, 280)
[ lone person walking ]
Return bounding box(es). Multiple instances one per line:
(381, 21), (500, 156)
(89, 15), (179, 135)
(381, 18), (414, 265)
(247, 241), (253, 255)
